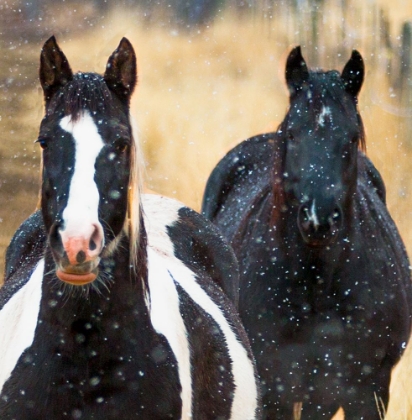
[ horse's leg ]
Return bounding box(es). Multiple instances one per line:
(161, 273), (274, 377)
(299, 400), (340, 419)
(258, 359), (301, 419)
(263, 400), (339, 419)
(262, 403), (295, 420)
(341, 386), (388, 420)
(341, 368), (391, 420)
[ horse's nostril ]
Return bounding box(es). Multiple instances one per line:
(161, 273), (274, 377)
(89, 239), (97, 251)
(49, 221), (65, 258)
(331, 208), (342, 225)
(301, 206), (310, 222)
(89, 223), (104, 255)
(50, 221), (62, 240)
(76, 250), (86, 264)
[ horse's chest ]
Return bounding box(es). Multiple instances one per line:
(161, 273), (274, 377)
(240, 250), (367, 348)
(0, 313), (181, 419)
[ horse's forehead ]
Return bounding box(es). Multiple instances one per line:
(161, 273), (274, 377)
(290, 88), (357, 132)
(59, 112), (103, 146)
(42, 107), (129, 144)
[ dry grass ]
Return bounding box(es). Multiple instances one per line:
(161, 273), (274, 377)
(1, 1), (412, 418)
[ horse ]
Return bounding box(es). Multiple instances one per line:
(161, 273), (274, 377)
(202, 46), (412, 419)
(0, 36), (262, 419)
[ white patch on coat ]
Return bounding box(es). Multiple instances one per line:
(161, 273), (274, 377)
(317, 106), (331, 127)
(59, 112), (104, 239)
(143, 194), (259, 420)
(0, 260), (44, 395)
(147, 248), (192, 419)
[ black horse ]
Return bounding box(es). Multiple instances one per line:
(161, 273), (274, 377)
(0, 37), (262, 419)
(202, 46), (412, 419)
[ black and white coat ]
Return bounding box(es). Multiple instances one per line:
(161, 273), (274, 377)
(0, 195), (261, 420)
(0, 36), (261, 420)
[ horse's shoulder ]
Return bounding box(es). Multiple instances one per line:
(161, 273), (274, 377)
(356, 152), (411, 283)
(202, 132), (279, 220)
(0, 211), (45, 309)
(357, 151), (386, 204)
(4, 210), (46, 282)
(142, 194), (240, 305)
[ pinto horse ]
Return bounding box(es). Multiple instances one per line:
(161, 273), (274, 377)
(202, 46), (412, 419)
(0, 37), (262, 419)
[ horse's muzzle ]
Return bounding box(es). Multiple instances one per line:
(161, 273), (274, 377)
(49, 220), (104, 285)
(55, 260), (100, 285)
(297, 201), (343, 247)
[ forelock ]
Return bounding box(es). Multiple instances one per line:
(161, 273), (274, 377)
(308, 71), (346, 111)
(46, 72), (115, 120)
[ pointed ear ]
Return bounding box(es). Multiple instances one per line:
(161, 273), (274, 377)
(104, 38), (137, 103)
(39, 36), (73, 102)
(341, 50), (364, 97)
(285, 46), (309, 96)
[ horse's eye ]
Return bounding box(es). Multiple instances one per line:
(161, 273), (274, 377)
(114, 139), (128, 153)
(36, 138), (48, 149)
(351, 136), (358, 144)
(287, 132), (294, 141)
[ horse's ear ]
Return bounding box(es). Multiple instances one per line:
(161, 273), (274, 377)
(104, 38), (137, 103)
(341, 50), (364, 97)
(285, 46), (309, 96)
(40, 36), (73, 102)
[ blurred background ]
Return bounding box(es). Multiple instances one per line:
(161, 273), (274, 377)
(1, 0), (412, 417)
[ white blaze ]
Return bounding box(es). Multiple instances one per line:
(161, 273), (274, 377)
(59, 112), (104, 237)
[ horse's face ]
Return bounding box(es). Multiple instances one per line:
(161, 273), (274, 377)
(282, 47), (365, 247)
(38, 36), (137, 285)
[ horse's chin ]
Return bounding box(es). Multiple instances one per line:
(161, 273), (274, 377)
(56, 268), (98, 285)
(302, 235), (336, 248)
(298, 222), (340, 248)
(299, 231), (338, 248)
